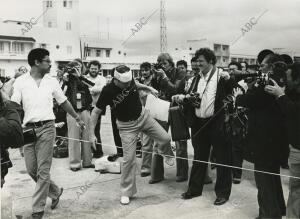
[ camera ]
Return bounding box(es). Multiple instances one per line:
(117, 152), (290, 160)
(153, 63), (163, 71)
(183, 93), (201, 108)
(0, 76), (11, 84)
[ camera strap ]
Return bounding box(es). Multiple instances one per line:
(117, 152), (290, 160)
(199, 66), (217, 99)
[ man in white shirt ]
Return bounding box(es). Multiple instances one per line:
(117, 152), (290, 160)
(85, 60), (106, 158)
(11, 48), (85, 219)
(173, 48), (233, 206)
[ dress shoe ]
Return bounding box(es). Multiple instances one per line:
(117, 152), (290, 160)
(141, 172), (151, 177)
(233, 178), (241, 184)
(51, 188), (63, 209)
(176, 177), (188, 182)
(70, 167), (80, 172)
(83, 164), (95, 168)
(31, 211), (44, 219)
(181, 191), (202, 200)
(214, 197), (228, 205)
(93, 152), (104, 158)
(149, 178), (164, 184)
(120, 196), (130, 205)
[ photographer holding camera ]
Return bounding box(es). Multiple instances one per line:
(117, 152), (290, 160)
(264, 62), (300, 218)
(63, 60), (94, 171)
(173, 48), (233, 205)
(0, 79), (23, 188)
(151, 53), (188, 183)
(233, 53), (289, 219)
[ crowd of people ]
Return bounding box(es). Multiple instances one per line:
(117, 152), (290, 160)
(0, 47), (299, 219)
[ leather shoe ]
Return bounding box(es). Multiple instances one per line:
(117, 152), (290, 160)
(181, 191), (201, 200)
(51, 188), (63, 209)
(31, 211), (44, 219)
(70, 167), (80, 172)
(83, 164), (95, 168)
(149, 178), (164, 184)
(214, 197), (228, 205)
(141, 172), (150, 177)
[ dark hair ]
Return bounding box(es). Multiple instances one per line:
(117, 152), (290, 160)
(288, 62), (300, 81)
(140, 62), (151, 70)
(191, 57), (197, 63)
(73, 58), (86, 74)
(28, 48), (49, 67)
(176, 60), (187, 68)
(280, 54), (294, 65)
(228, 61), (242, 70)
(264, 53), (287, 84)
(257, 49), (274, 65)
(240, 61), (248, 70)
(88, 60), (101, 69)
(194, 48), (216, 65)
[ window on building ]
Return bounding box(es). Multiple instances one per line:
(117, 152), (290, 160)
(63, 0), (72, 8)
(66, 22), (72, 30)
(106, 49), (110, 57)
(67, 46), (72, 54)
(0, 42), (4, 53)
(12, 42), (24, 54)
(48, 22), (52, 27)
(86, 48), (90, 57)
(46, 1), (52, 8)
(0, 68), (6, 77)
(96, 49), (101, 57)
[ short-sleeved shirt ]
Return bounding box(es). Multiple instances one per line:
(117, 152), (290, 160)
(11, 73), (67, 125)
(96, 79), (142, 122)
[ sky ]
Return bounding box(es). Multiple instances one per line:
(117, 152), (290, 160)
(1, 0), (300, 57)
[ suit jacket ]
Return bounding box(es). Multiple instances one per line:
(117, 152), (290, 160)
(236, 85), (289, 164)
(277, 93), (300, 150)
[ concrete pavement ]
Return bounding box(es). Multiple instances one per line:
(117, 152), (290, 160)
(1, 109), (290, 219)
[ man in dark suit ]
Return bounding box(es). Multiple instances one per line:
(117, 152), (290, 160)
(264, 62), (300, 218)
(173, 48), (234, 205)
(234, 53), (289, 219)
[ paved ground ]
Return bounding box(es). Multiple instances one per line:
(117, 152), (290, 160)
(1, 109), (290, 219)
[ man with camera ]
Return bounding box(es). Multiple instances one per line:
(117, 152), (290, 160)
(173, 48), (233, 205)
(151, 53), (189, 183)
(63, 60), (94, 171)
(233, 53), (289, 218)
(0, 79), (23, 188)
(264, 62), (300, 218)
(11, 48), (86, 219)
(86, 60), (107, 158)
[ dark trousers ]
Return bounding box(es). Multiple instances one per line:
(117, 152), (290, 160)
(254, 163), (286, 219)
(93, 115), (103, 156)
(188, 117), (232, 199)
(111, 109), (123, 156)
(90, 108), (103, 156)
(232, 139), (244, 179)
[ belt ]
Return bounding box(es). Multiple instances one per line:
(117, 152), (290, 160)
(26, 120), (53, 128)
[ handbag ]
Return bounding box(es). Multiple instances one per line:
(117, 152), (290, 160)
(169, 105), (190, 141)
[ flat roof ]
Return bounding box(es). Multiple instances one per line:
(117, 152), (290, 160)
(0, 35), (36, 42)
